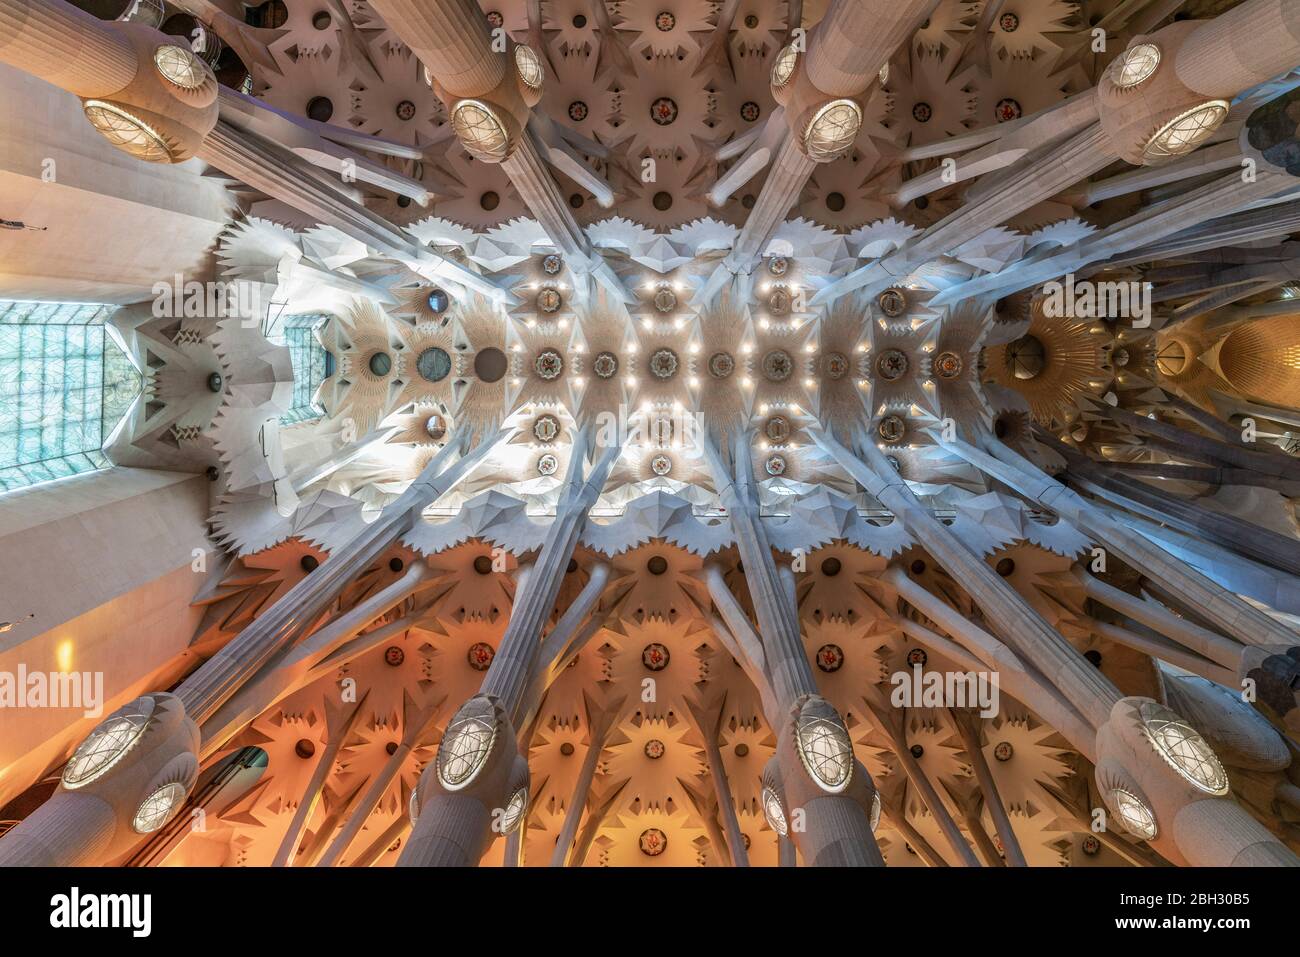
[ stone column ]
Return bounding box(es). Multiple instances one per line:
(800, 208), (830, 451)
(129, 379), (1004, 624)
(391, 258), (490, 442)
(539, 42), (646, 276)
(697, 0), (743, 76)
(1093, 403), (1300, 483)
(1102, 460), (1300, 496)
(950, 708), (1028, 867)
(1060, 447), (1300, 578)
(947, 783), (1004, 867)
(366, 0), (602, 275)
(1086, 617), (1239, 687)
(0, 692), (197, 866)
(941, 433), (1300, 654)
(914, 127), (1114, 262)
(728, 0), (938, 273)
(1093, 696), (1299, 866)
(820, 124), (1116, 303)
(861, 688), (981, 866)
(399, 432), (621, 866)
(939, 167), (1292, 306)
(813, 429), (1300, 867)
(0, 0), (136, 98)
(804, 0), (941, 97)
(515, 562), (614, 730)
(777, 836), (798, 866)
(362, 0), (503, 99)
(477, 437), (621, 721)
(0, 428), (499, 867)
(316, 693), (441, 867)
(1175, 0), (1300, 100)
(550, 691), (622, 866)
(176, 429), (500, 724)
(273, 692), (370, 866)
(727, 135), (814, 267)
(884, 806), (947, 867)
(703, 567), (779, 714)
(813, 427), (1120, 728)
(199, 563), (432, 755)
(685, 690), (750, 866)
(884, 569), (1098, 755)
(500, 133), (590, 262)
(350, 816), (410, 868)
(704, 431), (884, 866)
(197, 122), (501, 301)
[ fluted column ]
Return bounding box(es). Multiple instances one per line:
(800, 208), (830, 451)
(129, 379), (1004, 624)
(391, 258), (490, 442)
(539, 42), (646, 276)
(197, 122), (501, 300)
(914, 127), (1114, 261)
(362, 0), (503, 98)
(939, 168), (1293, 306)
(728, 135), (814, 267)
(1060, 448), (1300, 578)
(941, 433), (1300, 654)
(177, 428), (499, 724)
(364, 0), (601, 274)
(884, 569), (1098, 756)
(399, 430), (621, 867)
(727, 0), (937, 274)
(0, 0), (137, 98)
(550, 691), (621, 866)
(805, 0), (941, 97)
(0, 430), (497, 868)
(950, 709), (1028, 867)
(861, 689), (981, 866)
(478, 435), (621, 720)
(1077, 575), (1243, 669)
(501, 132), (590, 260)
(814, 427), (1120, 728)
(1092, 403), (1300, 483)
(200, 563), (431, 755)
(0, 692), (197, 866)
(516, 562), (614, 730)
(704, 431), (884, 866)
(273, 693), (370, 866)
(685, 691), (750, 866)
(820, 124), (1116, 302)
(0, 792), (117, 867)
(815, 429), (1298, 867)
(1093, 696), (1299, 866)
(316, 693), (440, 867)
(1175, 0), (1300, 100)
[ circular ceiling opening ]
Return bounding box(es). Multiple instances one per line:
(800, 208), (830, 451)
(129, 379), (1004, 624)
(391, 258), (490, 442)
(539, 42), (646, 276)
(474, 347), (507, 382)
(1156, 340), (1188, 377)
(1006, 334), (1046, 380)
(416, 347), (451, 382)
(306, 96), (333, 123)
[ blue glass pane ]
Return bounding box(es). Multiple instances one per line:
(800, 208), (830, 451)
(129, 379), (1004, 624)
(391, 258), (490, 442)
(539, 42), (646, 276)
(0, 300), (140, 494)
(416, 347), (451, 383)
(271, 313), (329, 425)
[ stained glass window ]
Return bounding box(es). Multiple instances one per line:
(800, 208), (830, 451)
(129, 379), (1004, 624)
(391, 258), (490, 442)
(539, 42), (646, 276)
(271, 313), (329, 425)
(0, 300), (141, 493)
